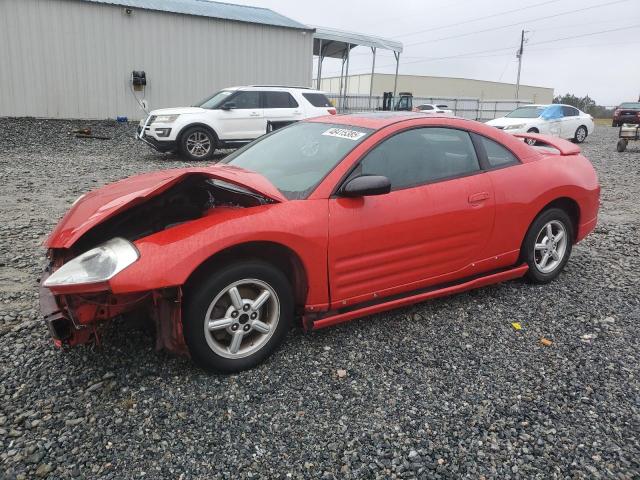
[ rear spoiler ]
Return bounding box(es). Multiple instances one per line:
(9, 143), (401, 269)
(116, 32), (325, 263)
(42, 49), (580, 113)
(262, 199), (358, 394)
(514, 133), (581, 156)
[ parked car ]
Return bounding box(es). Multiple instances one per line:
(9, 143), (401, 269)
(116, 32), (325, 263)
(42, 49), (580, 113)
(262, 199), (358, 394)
(486, 104), (594, 145)
(41, 113), (599, 372)
(414, 104), (453, 115)
(137, 86), (336, 161)
(612, 102), (640, 127)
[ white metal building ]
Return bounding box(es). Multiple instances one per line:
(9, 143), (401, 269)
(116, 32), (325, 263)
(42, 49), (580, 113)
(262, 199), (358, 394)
(321, 73), (554, 104)
(0, 0), (314, 120)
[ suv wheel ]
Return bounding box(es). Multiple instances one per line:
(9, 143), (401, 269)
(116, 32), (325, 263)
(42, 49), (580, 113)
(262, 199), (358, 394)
(180, 126), (216, 161)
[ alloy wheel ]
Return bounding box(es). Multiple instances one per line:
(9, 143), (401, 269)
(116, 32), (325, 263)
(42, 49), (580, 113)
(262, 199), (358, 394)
(203, 279), (280, 359)
(533, 220), (568, 274)
(186, 131), (212, 158)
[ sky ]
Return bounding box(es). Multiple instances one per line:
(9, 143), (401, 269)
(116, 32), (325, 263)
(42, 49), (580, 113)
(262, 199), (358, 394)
(230, 0), (640, 106)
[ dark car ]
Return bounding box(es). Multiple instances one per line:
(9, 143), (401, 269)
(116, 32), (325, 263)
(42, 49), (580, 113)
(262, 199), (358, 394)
(612, 102), (640, 127)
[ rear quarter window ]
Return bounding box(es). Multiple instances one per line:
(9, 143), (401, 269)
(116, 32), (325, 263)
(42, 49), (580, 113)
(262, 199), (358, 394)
(302, 93), (333, 108)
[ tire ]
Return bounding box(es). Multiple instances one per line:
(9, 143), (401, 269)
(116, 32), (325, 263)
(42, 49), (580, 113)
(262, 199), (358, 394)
(574, 125), (588, 144)
(612, 121), (619, 128)
(522, 208), (574, 284)
(525, 128), (538, 146)
(183, 261), (293, 372)
(179, 126), (216, 161)
(617, 139), (628, 152)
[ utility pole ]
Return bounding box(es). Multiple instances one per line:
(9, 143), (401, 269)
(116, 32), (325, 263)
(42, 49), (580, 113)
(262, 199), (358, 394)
(515, 29), (528, 100)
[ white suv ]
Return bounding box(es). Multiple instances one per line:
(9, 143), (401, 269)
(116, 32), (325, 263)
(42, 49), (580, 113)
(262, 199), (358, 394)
(137, 86), (336, 161)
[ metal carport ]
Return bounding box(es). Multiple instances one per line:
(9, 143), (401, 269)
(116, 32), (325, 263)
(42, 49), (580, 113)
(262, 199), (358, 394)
(312, 26), (403, 111)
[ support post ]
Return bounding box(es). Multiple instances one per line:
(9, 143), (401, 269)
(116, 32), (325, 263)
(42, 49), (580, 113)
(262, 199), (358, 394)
(393, 51), (400, 97)
(338, 53), (345, 112)
(316, 39), (323, 90)
(343, 43), (351, 112)
(369, 47), (376, 111)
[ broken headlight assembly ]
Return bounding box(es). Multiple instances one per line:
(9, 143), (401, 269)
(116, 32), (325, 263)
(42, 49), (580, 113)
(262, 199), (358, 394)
(44, 238), (139, 288)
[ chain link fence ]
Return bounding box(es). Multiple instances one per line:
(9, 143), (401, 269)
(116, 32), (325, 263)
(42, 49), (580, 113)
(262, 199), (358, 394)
(326, 93), (533, 121)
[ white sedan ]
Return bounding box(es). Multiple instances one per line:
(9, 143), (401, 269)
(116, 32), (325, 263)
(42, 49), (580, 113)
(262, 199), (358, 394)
(414, 104), (453, 115)
(486, 104), (594, 144)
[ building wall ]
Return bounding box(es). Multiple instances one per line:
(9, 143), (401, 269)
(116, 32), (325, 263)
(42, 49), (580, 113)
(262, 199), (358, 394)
(0, 0), (313, 120)
(321, 73), (554, 103)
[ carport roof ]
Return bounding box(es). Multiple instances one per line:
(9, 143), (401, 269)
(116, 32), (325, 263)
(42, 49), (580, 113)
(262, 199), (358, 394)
(313, 26), (403, 58)
(77, 0), (312, 30)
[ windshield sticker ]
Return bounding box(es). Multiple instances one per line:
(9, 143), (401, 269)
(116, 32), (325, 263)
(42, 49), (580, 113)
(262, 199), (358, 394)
(322, 127), (366, 141)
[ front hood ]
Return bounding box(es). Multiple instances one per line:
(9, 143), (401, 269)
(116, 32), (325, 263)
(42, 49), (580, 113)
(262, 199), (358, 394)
(150, 107), (204, 115)
(486, 117), (537, 127)
(46, 165), (286, 249)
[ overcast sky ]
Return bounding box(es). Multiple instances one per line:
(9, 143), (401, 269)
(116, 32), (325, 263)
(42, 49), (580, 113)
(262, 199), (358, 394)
(231, 0), (639, 106)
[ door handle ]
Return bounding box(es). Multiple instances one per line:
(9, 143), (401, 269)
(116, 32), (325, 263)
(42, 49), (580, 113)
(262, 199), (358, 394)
(249, 112), (261, 117)
(468, 192), (490, 203)
(293, 110), (302, 115)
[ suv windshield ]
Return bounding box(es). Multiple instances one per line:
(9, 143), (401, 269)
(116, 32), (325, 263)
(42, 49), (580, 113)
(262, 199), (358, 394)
(505, 106), (545, 118)
(222, 122), (373, 200)
(620, 102), (640, 109)
(196, 90), (234, 109)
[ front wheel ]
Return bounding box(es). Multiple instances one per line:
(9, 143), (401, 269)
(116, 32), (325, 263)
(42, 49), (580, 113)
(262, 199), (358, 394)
(179, 126), (216, 161)
(574, 125), (588, 143)
(617, 139), (628, 152)
(524, 128), (538, 146)
(183, 261), (293, 372)
(522, 208), (573, 284)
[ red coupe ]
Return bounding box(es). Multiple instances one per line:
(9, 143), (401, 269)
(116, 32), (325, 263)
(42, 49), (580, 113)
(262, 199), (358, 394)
(40, 113), (600, 372)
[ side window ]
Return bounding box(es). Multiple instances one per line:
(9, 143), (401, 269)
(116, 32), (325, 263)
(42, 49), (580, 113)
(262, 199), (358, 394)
(231, 91), (261, 109)
(422, 105), (434, 110)
(476, 135), (519, 168)
(348, 128), (480, 190)
(562, 106), (579, 117)
(302, 93), (332, 107)
(263, 91), (299, 109)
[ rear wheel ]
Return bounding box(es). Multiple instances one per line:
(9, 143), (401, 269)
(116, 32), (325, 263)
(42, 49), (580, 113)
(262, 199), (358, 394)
(179, 126), (216, 161)
(522, 208), (573, 284)
(183, 261), (293, 372)
(574, 125), (588, 143)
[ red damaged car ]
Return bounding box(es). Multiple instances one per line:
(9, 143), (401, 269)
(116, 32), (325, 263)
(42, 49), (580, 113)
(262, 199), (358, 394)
(40, 113), (600, 372)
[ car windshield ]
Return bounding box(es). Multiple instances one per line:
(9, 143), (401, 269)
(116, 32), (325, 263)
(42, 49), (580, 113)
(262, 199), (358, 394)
(505, 106), (545, 118)
(222, 122), (373, 200)
(620, 102), (640, 109)
(196, 90), (234, 109)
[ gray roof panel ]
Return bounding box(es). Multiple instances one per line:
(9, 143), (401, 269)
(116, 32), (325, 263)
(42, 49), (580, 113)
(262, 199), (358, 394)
(313, 25), (403, 58)
(78, 0), (311, 30)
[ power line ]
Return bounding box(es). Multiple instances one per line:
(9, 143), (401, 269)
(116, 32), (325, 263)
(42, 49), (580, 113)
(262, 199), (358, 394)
(404, 0), (631, 47)
(387, 0), (563, 39)
(320, 24), (640, 77)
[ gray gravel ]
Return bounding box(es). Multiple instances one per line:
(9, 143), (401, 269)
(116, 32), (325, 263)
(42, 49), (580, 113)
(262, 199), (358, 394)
(0, 117), (639, 479)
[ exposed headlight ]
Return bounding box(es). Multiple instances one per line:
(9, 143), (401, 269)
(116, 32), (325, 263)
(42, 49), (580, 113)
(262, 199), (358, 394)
(44, 238), (139, 288)
(504, 124), (526, 130)
(152, 114), (179, 124)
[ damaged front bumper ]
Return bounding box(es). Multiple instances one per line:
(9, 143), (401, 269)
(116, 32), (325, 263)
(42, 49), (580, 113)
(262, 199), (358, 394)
(39, 267), (189, 356)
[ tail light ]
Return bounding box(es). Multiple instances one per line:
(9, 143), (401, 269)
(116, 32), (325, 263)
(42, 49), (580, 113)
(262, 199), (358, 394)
(614, 109), (621, 116)
(327, 108), (337, 115)
(637, 112), (640, 118)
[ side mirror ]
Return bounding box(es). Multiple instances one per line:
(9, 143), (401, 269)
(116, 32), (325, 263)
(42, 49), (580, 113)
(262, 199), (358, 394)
(340, 175), (391, 197)
(221, 102), (236, 110)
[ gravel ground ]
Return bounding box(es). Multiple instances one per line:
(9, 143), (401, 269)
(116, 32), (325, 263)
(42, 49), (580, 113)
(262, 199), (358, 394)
(0, 118), (638, 479)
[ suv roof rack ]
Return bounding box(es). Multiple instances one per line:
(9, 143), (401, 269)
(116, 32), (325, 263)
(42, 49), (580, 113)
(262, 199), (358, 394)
(249, 85), (313, 89)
